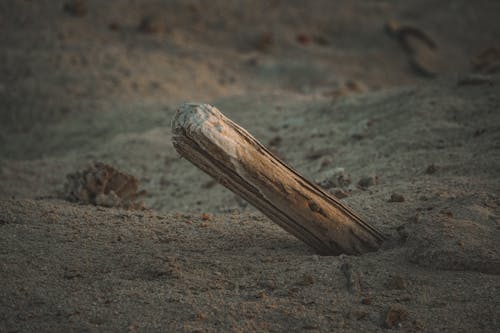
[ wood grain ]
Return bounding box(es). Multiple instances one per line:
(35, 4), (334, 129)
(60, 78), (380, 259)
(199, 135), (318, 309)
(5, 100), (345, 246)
(172, 103), (385, 255)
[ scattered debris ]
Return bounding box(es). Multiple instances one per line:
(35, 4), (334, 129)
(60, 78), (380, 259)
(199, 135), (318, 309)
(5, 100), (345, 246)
(63, 0), (88, 17)
(358, 175), (378, 189)
(389, 193), (405, 202)
(138, 15), (168, 34)
(385, 20), (439, 77)
(64, 162), (146, 209)
(382, 305), (408, 329)
(325, 167), (352, 188)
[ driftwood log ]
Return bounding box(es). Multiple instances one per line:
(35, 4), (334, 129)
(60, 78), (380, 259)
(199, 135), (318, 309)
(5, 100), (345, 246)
(172, 103), (385, 255)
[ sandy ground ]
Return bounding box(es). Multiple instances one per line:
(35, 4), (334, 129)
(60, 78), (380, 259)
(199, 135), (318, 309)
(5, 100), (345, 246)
(1, 1), (500, 332)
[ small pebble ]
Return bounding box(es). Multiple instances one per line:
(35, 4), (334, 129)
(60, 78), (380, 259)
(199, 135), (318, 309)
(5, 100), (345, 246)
(358, 175), (378, 188)
(389, 193), (405, 202)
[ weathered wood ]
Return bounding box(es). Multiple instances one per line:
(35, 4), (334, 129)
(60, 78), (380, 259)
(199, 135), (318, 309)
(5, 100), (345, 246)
(171, 103), (385, 255)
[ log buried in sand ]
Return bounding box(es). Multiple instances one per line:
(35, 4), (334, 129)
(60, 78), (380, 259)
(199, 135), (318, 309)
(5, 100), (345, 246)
(172, 103), (385, 255)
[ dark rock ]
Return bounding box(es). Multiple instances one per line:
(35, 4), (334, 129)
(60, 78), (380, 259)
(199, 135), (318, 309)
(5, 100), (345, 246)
(358, 175), (378, 188)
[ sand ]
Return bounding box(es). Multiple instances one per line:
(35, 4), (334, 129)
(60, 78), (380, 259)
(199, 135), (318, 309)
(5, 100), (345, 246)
(1, 1), (499, 331)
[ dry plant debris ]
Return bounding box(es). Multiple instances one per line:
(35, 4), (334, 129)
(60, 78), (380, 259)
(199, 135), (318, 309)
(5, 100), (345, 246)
(64, 162), (146, 209)
(385, 20), (439, 77)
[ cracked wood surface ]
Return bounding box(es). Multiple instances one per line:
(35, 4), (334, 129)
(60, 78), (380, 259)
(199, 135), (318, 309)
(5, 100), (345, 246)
(172, 103), (385, 255)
